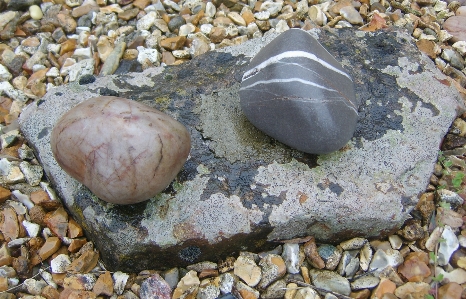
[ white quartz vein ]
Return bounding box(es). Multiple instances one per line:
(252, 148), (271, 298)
(242, 50), (352, 81)
(240, 78), (337, 92)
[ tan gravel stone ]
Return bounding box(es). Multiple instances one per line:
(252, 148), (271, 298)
(57, 13), (78, 34)
(160, 36), (187, 51)
(68, 238), (88, 253)
(41, 284), (60, 299)
(40, 238), (61, 258)
(210, 27), (227, 43)
(93, 271), (114, 296)
(241, 9), (255, 25)
(60, 39), (77, 56)
(371, 278), (396, 299)
(44, 207), (68, 238)
(0, 187), (10, 203)
(133, 0), (150, 9)
(0, 207), (19, 241)
(67, 218), (83, 239)
(304, 237), (325, 269)
(162, 51), (176, 65)
(0, 276), (8, 292)
(119, 8), (140, 21)
(67, 250), (99, 273)
(234, 255), (261, 287)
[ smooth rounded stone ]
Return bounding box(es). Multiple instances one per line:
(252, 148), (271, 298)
(50, 96), (191, 205)
(318, 244), (342, 270)
(388, 235), (402, 250)
(29, 5), (43, 20)
(179, 23), (196, 36)
(443, 16), (466, 42)
(350, 275), (380, 290)
(359, 243), (372, 271)
(437, 189), (464, 207)
(340, 238), (367, 250)
(441, 48), (465, 69)
(339, 6), (364, 25)
(282, 243), (301, 274)
(239, 29), (358, 154)
(140, 274), (172, 299)
(168, 15), (186, 32)
(309, 269), (351, 296)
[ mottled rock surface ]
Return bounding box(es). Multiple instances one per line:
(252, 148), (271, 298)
(19, 28), (463, 271)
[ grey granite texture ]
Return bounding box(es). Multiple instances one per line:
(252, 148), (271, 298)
(19, 28), (464, 271)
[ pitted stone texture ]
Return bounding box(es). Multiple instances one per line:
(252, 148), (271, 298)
(19, 28), (463, 271)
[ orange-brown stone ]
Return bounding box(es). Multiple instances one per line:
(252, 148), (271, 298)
(160, 36), (187, 51)
(67, 250), (99, 273)
(0, 187), (11, 203)
(44, 207), (69, 238)
(0, 207), (19, 241)
(93, 271), (114, 296)
(67, 218), (83, 239)
(68, 238), (88, 253)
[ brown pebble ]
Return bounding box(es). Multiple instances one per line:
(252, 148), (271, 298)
(0, 277), (8, 292)
(0, 187), (11, 203)
(199, 269), (219, 279)
(133, 0), (150, 9)
(350, 289), (371, 299)
(209, 27), (227, 43)
(67, 250), (99, 273)
(29, 205), (47, 227)
(60, 39), (77, 56)
(118, 7), (140, 21)
(57, 13), (77, 34)
(0, 207), (19, 242)
(93, 271), (114, 296)
(68, 238), (88, 253)
(160, 36), (187, 51)
(41, 285), (60, 299)
(303, 237), (325, 269)
(34, 236), (61, 265)
(162, 51), (176, 65)
(44, 207), (69, 238)
(12, 256), (30, 278)
(68, 218), (84, 238)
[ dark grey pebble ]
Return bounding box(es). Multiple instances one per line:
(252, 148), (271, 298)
(239, 29), (359, 154)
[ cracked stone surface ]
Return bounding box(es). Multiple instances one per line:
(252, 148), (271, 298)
(19, 28), (464, 271)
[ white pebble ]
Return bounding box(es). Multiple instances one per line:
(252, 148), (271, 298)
(453, 41), (466, 56)
(438, 225), (459, 266)
(24, 278), (47, 295)
(201, 24), (213, 35)
(254, 10), (270, 20)
(51, 254), (72, 273)
(22, 220), (40, 237)
(113, 271), (129, 295)
(11, 190), (34, 209)
(205, 2), (216, 18)
(29, 5), (43, 20)
(0, 65), (12, 82)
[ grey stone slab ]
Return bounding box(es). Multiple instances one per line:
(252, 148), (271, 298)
(19, 28), (464, 271)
